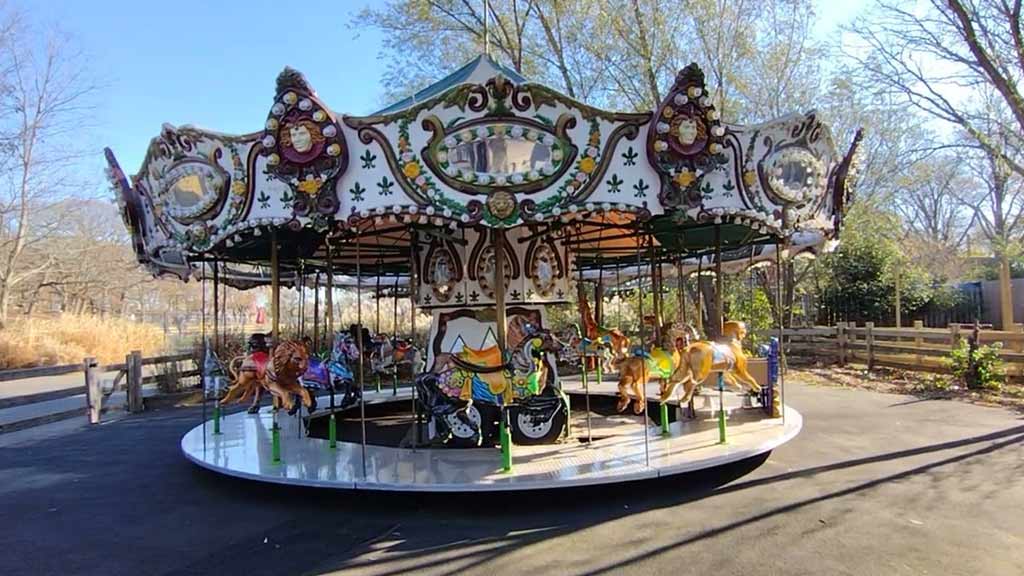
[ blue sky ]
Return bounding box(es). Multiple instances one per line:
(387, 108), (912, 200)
(27, 0), (864, 190)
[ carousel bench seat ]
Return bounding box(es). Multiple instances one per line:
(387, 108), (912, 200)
(457, 345), (503, 368)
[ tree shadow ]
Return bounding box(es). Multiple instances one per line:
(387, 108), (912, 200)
(2, 407), (1022, 576)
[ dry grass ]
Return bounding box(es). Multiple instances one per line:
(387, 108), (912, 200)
(0, 314), (166, 369)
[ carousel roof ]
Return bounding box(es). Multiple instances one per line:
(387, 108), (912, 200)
(374, 55), (528, 115)
(104, 55), (861, 281)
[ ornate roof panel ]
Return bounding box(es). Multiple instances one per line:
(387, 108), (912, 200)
(105, 57), (859, 278)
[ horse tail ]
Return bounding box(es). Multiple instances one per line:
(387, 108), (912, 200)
(228, 356), (244, 381)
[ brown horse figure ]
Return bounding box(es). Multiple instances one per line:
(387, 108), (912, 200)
(658, 321), (761, 405)
(580, 294), (629, 372)
(611, 322), (701, 415)
(220, 339), (314, 415)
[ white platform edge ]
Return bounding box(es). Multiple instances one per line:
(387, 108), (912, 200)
(181, 404), (802, 493)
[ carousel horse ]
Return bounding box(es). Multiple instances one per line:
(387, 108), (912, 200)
(299, 332), (363, 412)
(427, 315), (563, 405)
(221, 337), (315, 415)
(369, 335), (422, 376)
(556, 324), (613, 371)
(614, 346), (681, 415)
(658, 320), (761, 406)
(614, 321), (741, 414)
(220, 333), (272, 413)
(579, 294), (629, 372)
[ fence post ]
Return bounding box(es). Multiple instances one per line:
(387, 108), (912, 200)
(865, 322), (875, 371)
(950, 323), (961, 349)
(837, 322), (847, 366)
(127, 350), (144, 413)
(913, 320), (924, 367)
(84, 357), (101, 424)
(163, 358), (179, 394)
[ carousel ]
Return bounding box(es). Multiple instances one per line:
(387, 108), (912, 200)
(106, 54), (860, 491)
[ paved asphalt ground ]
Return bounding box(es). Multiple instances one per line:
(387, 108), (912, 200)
(0, 381), (1021, 576)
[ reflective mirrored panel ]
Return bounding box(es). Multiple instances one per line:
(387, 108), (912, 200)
(434, 124), (568, 187)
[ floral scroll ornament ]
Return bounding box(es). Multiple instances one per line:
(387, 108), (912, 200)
(260, 67), (348, 217)
(647, 63), (727, 210)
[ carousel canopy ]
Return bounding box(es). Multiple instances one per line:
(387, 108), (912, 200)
(105, 55), (860, 282)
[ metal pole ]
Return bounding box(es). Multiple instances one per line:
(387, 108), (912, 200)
(357, 226), (368, 479)
(776, 240), (786, 424)
(717, 372), (727, 443)
(201, 264), (207, 450)
(714, 224), (723, 338)
(636, 232), (650, 468)
(313, 271), (320, 353)
(649, 239), (662, 344)
(212, 261), (220, 354)
(410, 229), (419, 449)
(270, 230), (281, 462)
(578, 249), (592, 443)
(210, 268), (221, 433)
(222, 265), (228, 350)
(393, 275), (400, 395)
(298, 261), (305, 339)
(678, 258), (686, 326)
(696, 257), (703, 336)
(271, 230), (280, 342)
(326, 241), (336, 449)
(375, 266), (382, 393)
(494, 228), (512, 472)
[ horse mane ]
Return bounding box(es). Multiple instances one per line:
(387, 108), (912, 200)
(272, 340), (308, 382)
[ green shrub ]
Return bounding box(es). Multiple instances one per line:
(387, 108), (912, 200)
(948, 340), (1004, 391)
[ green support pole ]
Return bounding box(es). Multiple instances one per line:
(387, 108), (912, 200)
(329, 413), (337, 449)
(660, 402), (670, 436)
(213, 403), (221, 435)
(500, 408), (512, 472)
(376, 373), (381, 393)
(717, 372), (727, 444)
(272, 412), (282, 463)
(392, 371), (398, 396)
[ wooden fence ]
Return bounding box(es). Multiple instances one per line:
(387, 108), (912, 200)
(766, 320), (1024, 377)
(0, 351), (198, 424)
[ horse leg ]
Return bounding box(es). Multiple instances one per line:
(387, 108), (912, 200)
(220, 383), (243, 405)
(632, 375), (646, 415)
(679, 362), (706, 404)
(265, 381), (294, 413)
(246, 384), (262, 414)
(298, 385), (315, 411)
(616, 374), (633, 413)
(731, 362), (762, 394)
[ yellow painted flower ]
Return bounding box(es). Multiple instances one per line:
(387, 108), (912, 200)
(231, 180), (247, 196)
(403, 162), (421, 179)
(297, 177), (323, 195)
(743, 170), (757, 188)
(674, 170), (696, 188)
(579, 157), (596, 174)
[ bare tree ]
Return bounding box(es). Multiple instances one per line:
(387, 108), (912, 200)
(845, 0), (1024, 177)
(0, 16), (96, 328)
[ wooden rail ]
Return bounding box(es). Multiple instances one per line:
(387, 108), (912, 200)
(759, 321), (1024, 377)
(0, 351), (198, 425)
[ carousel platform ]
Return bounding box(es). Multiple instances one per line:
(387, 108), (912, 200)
(181, 382), (801, 492)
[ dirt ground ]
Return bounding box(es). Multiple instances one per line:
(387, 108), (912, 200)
(789, 361), (1024, 413)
